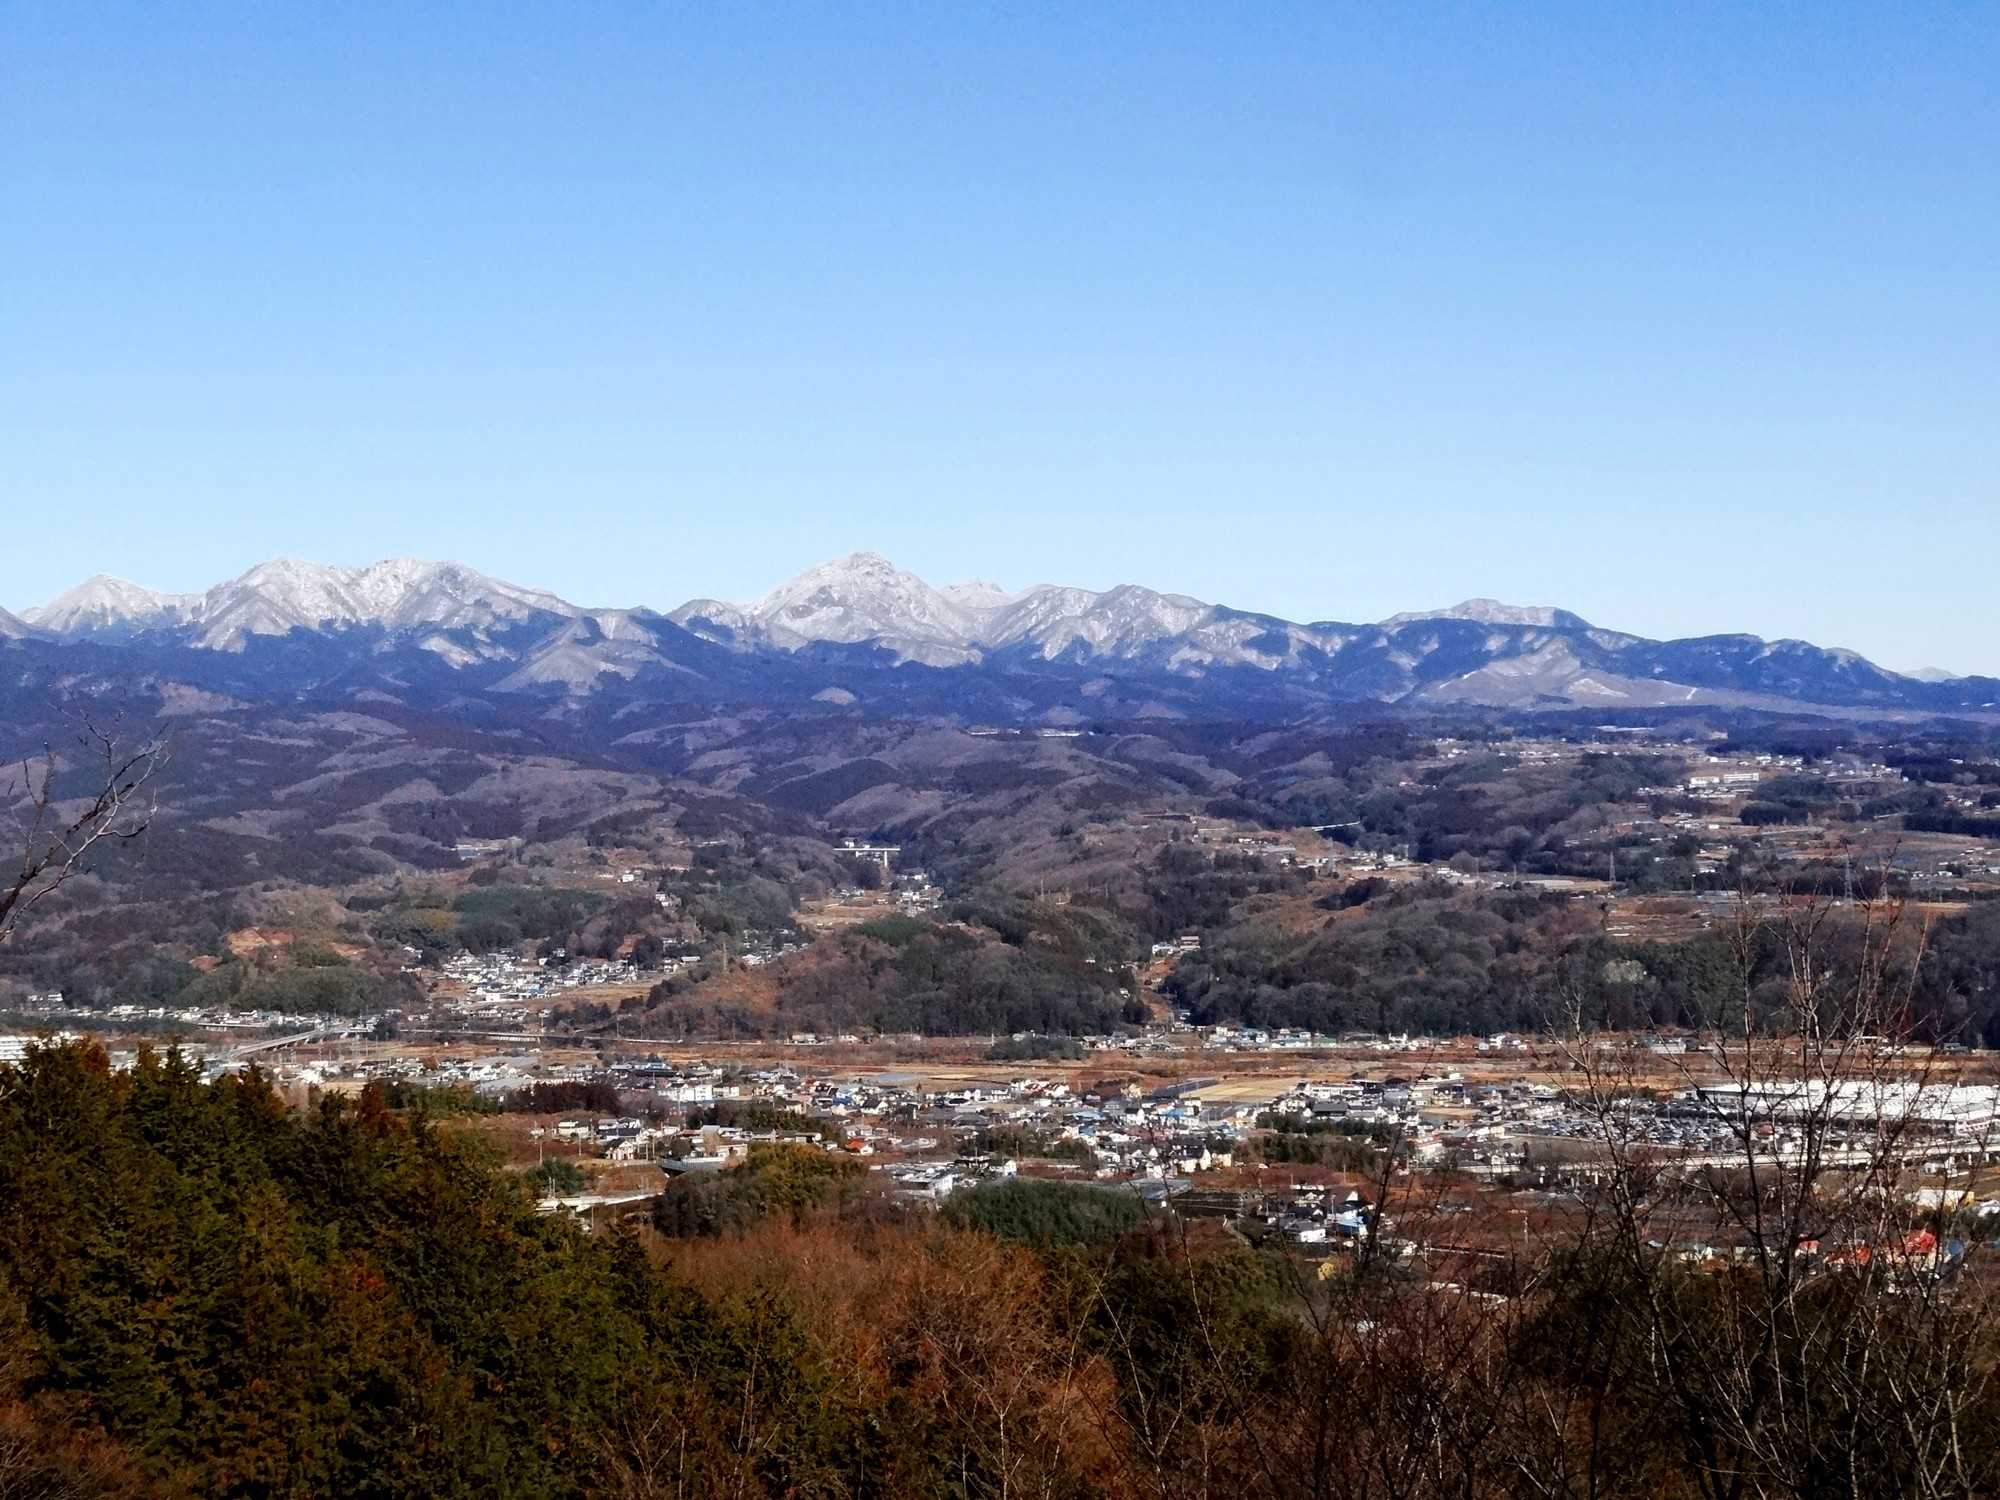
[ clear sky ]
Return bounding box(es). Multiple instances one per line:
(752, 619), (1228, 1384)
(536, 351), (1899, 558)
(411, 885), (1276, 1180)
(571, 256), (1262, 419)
(4, 3), (1995, 671)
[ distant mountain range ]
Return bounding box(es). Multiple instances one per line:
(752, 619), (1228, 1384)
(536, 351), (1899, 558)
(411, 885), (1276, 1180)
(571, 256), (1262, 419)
(24, 558), (573, 651)
(5, 553), (1995, 719)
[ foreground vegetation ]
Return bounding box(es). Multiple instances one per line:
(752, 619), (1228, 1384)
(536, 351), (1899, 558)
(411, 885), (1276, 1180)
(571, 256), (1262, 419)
(2, 1032), (1997, 1498)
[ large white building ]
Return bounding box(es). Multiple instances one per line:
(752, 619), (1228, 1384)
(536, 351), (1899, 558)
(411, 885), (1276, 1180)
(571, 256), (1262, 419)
(1692, 1079), (2000, 1136)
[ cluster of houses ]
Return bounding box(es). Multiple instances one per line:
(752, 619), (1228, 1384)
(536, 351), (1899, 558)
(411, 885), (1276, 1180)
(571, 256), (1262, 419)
(728, 934), (810, 969)
(472, 1059), (1608, 1191)
(438, 952), (648, 1004)
(894, 873), (944, 915)
(10, 1022), (1999, 1275)
(1107, 1018), (1465, 1057)
(6, 992), (370, 1044)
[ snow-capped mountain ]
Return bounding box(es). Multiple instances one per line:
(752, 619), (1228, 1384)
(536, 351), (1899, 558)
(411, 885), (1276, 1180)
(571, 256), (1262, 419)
(193, 558), (578, 649)
(726, 552), (990, 666)
(674, 553), (1304, 667)
(1384, 599), (1592, 630)
(23, 576), (202, 639)
(7, 552), (1994, 717)
(25, 558), (577, 652)
(650, 554), (1995, 710)
(985, 583), (1216, 660)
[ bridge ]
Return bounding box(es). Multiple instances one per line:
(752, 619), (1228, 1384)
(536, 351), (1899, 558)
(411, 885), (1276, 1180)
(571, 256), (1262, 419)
(228, 1024), (365, 1059)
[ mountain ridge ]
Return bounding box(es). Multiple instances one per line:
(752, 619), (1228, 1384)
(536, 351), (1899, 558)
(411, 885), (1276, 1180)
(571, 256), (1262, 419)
(23, 558), (578, 651)
(8, 551), (1997, 718)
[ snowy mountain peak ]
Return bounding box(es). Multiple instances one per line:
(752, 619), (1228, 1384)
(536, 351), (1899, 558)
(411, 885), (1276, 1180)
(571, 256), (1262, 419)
(23, 575), (200, 637)
(747, 552), (986, 664)
(754, 552), (923, 611)
(20, 558), (576, 650)
(1383, 598), (1590, 630)
(940, 578), (1019, 614)
(190, 558), (577, 648)
(982, 582), (1215, 660)
(727, 555), (1239, 665)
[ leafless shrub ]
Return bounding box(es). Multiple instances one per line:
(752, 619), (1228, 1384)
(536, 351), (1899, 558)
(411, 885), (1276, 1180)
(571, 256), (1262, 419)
(1548, 889), (1999, 1500)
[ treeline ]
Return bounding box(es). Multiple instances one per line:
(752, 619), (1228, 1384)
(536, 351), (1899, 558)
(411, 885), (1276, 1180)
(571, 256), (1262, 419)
(53, 941), (424, 1019)
(941, 1178), (1149, 1246)
(652, 1144), (871, 1238)
(969, 1125), (1094, 1163)
(1140, 843), (1307, 941)
(11, 880), (644, 1018)
(1229, 748), (1695, 883)
(1919, 902), (2000, 1047)
(4, 879), (643, 1013)
(508, 1078), (622, 1114)
(1595, 901), (2000, 1044)
(683, 1100), (836, 1139)
(1253, 1113), (1399, 1168)
(1167, 881), (2000, 1044)
(943, 890), (1141, 967)
(1905, 809), (2000, 838)
(1892, 753), (2000, 786)
(645, 914), (1143, 1038)
(1165, 883), (1593, 1036)
(175, 955), (419, 1016)
(381, 1076), (625, 1117)
(355, 882), (612, 957)
(985, 1033), (1087, 1061)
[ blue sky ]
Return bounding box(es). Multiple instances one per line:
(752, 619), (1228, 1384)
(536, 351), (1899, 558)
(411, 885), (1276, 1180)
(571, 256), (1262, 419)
(4, 3), (1995, 670)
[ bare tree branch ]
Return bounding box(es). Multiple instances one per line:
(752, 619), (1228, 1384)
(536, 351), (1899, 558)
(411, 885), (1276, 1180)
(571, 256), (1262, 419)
(0, 713), (168, 946)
